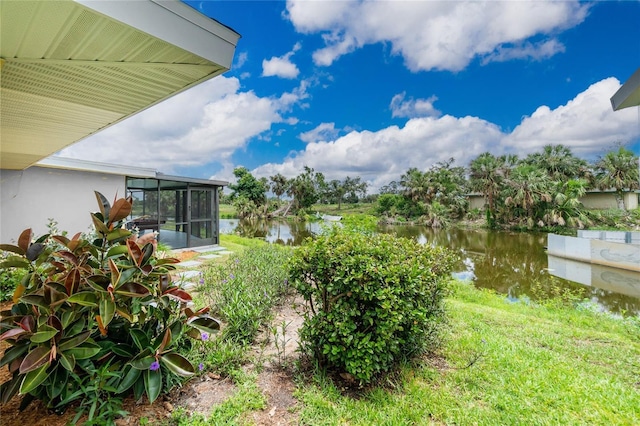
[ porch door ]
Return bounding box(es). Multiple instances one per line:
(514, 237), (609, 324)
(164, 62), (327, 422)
(188, 188), (215, 247)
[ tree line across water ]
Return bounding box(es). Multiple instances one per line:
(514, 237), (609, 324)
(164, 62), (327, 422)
(226, 144), (639, 230)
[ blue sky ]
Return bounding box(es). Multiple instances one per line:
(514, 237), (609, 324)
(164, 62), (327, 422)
(60, 0), (640, 192)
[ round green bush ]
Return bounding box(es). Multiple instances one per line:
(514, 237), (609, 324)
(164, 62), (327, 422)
(289, 227), (456, 384)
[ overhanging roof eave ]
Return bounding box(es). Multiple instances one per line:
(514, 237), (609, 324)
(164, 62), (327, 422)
(611, 67), (640, 111)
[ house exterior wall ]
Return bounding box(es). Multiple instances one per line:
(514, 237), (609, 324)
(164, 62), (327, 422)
(0, 166), (125, 243)
(466, 191), (639, 211)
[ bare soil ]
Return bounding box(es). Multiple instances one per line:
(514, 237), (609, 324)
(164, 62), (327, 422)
(0, 296), (305, 426)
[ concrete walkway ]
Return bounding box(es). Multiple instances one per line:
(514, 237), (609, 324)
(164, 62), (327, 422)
(172, 245), (234, 290)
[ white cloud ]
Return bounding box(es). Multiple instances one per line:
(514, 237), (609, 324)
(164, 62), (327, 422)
(58, 76), (287, 173)
(253, 77), (640, 193)
(262, 43), (302, 79)
(503, 77), (639, 157)
(253, 114), (503, 192)
(285, 0), (589, 71)
(299, 122), (340, 143)
(390, 93), (441, 118)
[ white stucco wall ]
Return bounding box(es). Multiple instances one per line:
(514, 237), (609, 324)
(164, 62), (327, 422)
(0, 166), (126, 244)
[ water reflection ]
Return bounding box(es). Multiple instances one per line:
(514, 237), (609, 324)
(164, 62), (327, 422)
(220, 219), (640, 315)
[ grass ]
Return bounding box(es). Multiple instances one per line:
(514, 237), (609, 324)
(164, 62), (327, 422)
(170, 235), (640, 425)
(297, 282), (640, 425)
(312, 202), (376, 216)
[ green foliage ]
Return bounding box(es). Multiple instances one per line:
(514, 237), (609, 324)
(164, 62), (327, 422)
(289, 228), (456, 384)
(340, 214), (379, 233)
(199, 245), (292, 345)
(0, 192), (219, 417)
(0, 261), (26, 302)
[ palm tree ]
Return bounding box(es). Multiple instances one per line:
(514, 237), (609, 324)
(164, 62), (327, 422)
(469, 153), (509, 226)
(504, 165), (553, 227)
(269, 173), (289, 202)
(594, 147), (639, 210)
(523, 144), (588, 181)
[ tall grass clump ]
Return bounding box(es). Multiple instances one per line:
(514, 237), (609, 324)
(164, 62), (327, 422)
(198, 245), (293, 345)
(290, 226), (457, 385)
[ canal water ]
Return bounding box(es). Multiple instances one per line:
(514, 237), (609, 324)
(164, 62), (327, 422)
(219, 218), (640, 316)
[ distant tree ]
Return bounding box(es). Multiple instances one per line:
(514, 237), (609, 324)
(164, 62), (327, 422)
(228, 167), (267, 207)
(469, 153), (511, 226)
(288, 166), (325, 212)
(379, 181), (401, 195)
(594, 146), (639, 210)
(269, 173), (289, 201)
(503, 164), (553, 227)
(523, 144), (588, 181)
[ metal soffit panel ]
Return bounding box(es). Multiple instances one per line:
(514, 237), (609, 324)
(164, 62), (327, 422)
(0, 0), (235, 170)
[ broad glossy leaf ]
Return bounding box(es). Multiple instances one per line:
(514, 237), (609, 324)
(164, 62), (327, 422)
(64, 340), (101, 360)
(130, 329), (149, 351)
(20, 363), (51, 394)
(106, 245), (129, 258)
(127, 239), (143, 267)
(116, 266), (138, 287)
(65, 317), (86, 337)
(20, 315), (35, 332)
(86, 274), (110, 292)
(157, 328), (171, 354)
(49, 366), (69, 399)
(116, 365), (141, 393)
(0, 343), (29, 367)
(25, 243), (44, 262)
(163, 288), (192, 303)
(115, 282), (150, 298)
(30, 325), (58, 343)
(116, 306), (133, 323)
(109, 197), (133, 224)
(107, 228), (132, 243)
(99, 298), (116, 327)
(187, 316), (221, 334)
(44, 283), (68, 307)
(0, 258), (30, 269)
(58, 330), (91, 352)
(160, 353), (194, 377)
(12, 284), (25, 304)
(51, 235), (70, 246)
(130, 356), (154, 370)
(59, 352), (75, 372)
(144, 369), (162, 404)
(111, 343), (136, 358)
(94, 191), (111, 219)
(19, 346), (51, 374)
(0, 244), (25, 256)
(96, 315), (107, 337)
(67, 292), (97, 307)
(0, 327), (28, 342)
(55, 250), (79, 266)
(141, 243), (154, 266)
(91, 213), (110, 236)
(64, 269), (81, 296)
(20, 294), (47, 309)
(108, 258), (121, 289)
(0, 374), (22, 404)
(17, 229), (32, 252)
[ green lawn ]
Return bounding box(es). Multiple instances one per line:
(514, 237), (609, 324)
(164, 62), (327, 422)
(297, 282), (640, 425)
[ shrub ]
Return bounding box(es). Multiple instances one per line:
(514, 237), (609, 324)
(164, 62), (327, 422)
(199, 244), (292, 345)
(0, 192), (219, 421)
(289, 227), (456, 384)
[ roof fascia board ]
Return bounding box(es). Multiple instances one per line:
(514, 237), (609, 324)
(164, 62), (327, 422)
(36, 157), (157, 178)
(73, 0), (240, 68)
(611, 67), (640, 111)
(156, 173), (228, 187)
